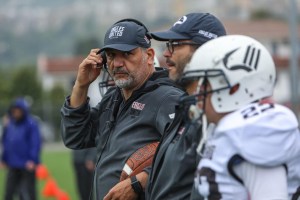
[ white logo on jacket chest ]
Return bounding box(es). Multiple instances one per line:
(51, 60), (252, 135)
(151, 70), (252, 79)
(132, 101), (145, 111)
(169, 113), (175, 119)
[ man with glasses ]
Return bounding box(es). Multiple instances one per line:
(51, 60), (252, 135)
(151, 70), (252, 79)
(152, 13), (226, 83)
(145, 13), (226, 199)
(61, 19), (184, 200)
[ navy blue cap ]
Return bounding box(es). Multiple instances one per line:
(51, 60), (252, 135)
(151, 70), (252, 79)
(101, 20), (151, 52)
(151, 13), (226, 44)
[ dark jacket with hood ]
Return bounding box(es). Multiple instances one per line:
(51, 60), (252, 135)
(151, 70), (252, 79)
(1, 98), (41, 169)
(61, 69), (185, 200)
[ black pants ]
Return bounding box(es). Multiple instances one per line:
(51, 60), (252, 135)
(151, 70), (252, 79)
(4, 168), (36, 200)
(74, 162), (94, 200)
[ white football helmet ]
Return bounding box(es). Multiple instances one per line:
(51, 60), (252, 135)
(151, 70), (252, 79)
(181, 35), (276, 113)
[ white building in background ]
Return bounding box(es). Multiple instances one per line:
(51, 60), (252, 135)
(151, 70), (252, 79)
(37, 54), (103, 106)
(37, 54), (82, 91)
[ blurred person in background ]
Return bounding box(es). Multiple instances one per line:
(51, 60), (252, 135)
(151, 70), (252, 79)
(72, 148), (97, 200)
(0, 97), (42, 200)
(71, 78), (100, 200)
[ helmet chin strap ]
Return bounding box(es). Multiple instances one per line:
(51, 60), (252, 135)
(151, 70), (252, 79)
(196, 113), (207, 155)
(193, 76), (215, 155)
(187, 98), (209, 156)
(196, 115), (216, 155)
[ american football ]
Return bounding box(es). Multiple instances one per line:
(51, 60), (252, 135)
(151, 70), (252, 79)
(120, 141), (159, 181)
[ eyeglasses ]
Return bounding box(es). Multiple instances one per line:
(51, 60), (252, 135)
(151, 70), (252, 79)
(166, 41), (200, 54)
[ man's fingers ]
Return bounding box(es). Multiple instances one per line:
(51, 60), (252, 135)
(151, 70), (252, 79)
(87, 51), (103, 65)
(84, 57), (98, 66)
(103, 191), (112, 200)
(86, 52), (102, 64)
(90, 48), (100, 54)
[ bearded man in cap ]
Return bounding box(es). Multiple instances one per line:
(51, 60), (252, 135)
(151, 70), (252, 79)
(60, 19), (184, 200)
(146, 13), (226, 200)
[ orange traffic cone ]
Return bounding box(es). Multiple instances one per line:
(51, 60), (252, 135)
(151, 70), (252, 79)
(56, 190), (70, 200)
(42, 178), (60, 197)
(36, 164), (49, 180)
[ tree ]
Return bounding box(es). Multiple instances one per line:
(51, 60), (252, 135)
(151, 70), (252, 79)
(10, 66), (42, 100)
(0, 66), (43, 116)
(9, 66), (43, 116)
(251, 9), (274, 20)
(73, 37), (102, 55)
(0, 67), (13, 115)
(47, 84), (66, 141)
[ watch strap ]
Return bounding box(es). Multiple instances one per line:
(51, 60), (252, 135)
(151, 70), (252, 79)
(130, 176), (143, 195)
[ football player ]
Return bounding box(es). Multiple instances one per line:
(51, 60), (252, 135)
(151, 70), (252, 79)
(180, 35), (300, 199)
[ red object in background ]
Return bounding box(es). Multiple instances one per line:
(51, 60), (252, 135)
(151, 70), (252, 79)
(42, 178), (60, 197)
(56, 190), (70, 200)
(38, 164), (71, 199)
(36, 164), (49, 180)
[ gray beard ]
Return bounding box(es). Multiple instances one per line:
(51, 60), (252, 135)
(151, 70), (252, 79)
(115, 76), (134, 88)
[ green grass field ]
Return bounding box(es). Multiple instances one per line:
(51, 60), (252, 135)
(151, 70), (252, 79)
(0, 149), (80, 200)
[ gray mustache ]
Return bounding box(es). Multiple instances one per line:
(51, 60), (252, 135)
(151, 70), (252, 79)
(113, 68), (128, 74)
(166, 58), (175, 66)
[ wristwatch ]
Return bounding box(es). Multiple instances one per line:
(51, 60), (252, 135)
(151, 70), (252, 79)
(130, 176), (144, 195)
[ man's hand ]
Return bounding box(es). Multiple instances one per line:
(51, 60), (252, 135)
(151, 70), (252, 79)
(0, 161), (7, 169)
(103, 178), (138, 200)
(70, 49), (104, 107)
(25, 161), (36, 171)
(75, 49), (103, 89)
(85, 160), (95, 171)
(103, 171), (148, 200)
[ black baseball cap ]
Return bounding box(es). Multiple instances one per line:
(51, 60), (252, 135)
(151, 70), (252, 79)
(100, 20), (151, 52)
(151, 13), (226, 44)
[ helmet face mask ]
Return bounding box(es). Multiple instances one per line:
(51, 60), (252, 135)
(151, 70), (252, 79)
(182, 69), (231, 95)
(98, 70), (115, 97)
(180, 35), (276, 116)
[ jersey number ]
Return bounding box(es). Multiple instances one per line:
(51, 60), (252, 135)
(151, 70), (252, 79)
(241, 103), (274, 119)
(197, 167), (221, 200)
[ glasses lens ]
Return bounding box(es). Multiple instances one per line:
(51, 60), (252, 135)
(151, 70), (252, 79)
(166, 42), (173, 53)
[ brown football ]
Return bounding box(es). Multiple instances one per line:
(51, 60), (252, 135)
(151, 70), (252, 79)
(120, 141), (159, 181)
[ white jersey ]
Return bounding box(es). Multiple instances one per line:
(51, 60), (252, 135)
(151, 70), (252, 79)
(195, 103), (300, 200)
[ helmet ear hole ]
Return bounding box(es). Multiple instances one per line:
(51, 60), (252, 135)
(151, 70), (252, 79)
(229, 84), (240, 95)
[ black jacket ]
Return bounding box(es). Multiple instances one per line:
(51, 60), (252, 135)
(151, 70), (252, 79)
(146, 103), (203, 200)
(61, 70), (184, 200)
